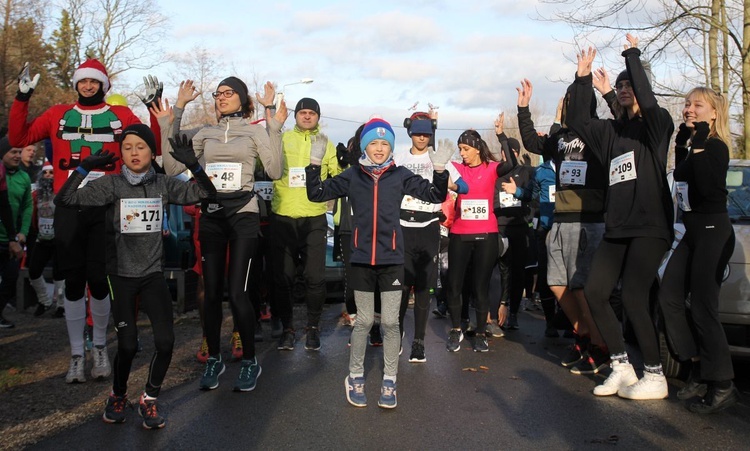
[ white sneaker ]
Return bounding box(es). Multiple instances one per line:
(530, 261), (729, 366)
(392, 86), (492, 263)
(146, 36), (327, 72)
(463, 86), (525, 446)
(617, 372), (668, 400)
(593, 361), (638, 396)
(65, 355), (86, 383)
(91, 345), (111, 379)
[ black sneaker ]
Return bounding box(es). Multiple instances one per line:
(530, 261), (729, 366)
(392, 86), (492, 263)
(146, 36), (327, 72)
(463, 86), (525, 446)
(446, 329), (463, 352)
(561, 344), (584, 367)
(52, 307), (65, 318)
(408, 339), (426, 363)
(102, 394), (129, 424)
(506, 314), (519, 330)
(34, 303), (50, 317)
(277, 329), (296, 350)
(0, 316), (14, 329)
(368, 323), (383, 346)
(305, 327), (321, 351)
(432, 303), (448, 318)
(570, 347), (610, 375)
(473, 335), (489, 352)
(688, 383), (740, 414)
(138, 394), (165, 429)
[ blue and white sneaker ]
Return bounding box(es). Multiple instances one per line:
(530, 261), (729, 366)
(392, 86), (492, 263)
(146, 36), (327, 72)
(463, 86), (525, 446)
(446, 329), (464, 352)
(234, 358), (262, 392)
(378, 379), (397, 409)
(199, 356), (225, 390)
(345, 375), (367, 407)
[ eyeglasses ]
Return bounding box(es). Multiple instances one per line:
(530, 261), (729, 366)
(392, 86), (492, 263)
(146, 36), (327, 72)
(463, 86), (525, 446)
(212, 89), (236, 99)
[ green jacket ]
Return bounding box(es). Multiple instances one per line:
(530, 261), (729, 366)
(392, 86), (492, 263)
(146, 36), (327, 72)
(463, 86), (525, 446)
(272, 125), (341, 218)
(0, 167), (31, 242)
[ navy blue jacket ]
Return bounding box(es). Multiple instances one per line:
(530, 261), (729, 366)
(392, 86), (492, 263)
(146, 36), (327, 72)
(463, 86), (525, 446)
(306, 162), (448, 266)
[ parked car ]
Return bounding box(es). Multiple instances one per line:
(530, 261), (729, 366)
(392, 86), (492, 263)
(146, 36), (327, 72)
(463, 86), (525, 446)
(658, 159), (750, 377)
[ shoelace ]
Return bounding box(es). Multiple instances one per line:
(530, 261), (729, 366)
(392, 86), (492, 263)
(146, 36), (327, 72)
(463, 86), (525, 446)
(142, 400), (158, 418)
(351, 381), (365, 394)
(70, 357), (82, 372)
(232, 333), (243, 350)
(111, 396), (127, 413)
(238, 362), (255, 380)
(381, 384), (395, 397)
(204, 360), (219, 377)
(199, 340), (208, 354)
(94, 349), (107, 367)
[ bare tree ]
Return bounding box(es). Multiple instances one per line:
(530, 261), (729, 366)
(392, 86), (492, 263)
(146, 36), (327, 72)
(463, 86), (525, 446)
(168, 46), (222, 128)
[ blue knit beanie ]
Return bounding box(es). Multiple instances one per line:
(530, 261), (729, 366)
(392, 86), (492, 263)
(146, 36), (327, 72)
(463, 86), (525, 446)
(359, 118), (395, 153)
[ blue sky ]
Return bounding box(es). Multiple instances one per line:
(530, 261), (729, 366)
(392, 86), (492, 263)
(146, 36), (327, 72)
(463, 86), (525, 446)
(118, 0), (624, 150)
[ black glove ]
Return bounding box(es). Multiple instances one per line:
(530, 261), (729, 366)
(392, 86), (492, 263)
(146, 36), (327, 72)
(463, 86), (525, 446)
(168, 134), (200, 170)
(691, 121), (710, 149)
(80, 151), (118, 172)
(675, 123), (691, 148)
(336, 142), (348, 168)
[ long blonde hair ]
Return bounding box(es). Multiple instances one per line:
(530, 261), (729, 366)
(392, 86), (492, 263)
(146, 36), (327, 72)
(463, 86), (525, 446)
(685, 87), (732, 153)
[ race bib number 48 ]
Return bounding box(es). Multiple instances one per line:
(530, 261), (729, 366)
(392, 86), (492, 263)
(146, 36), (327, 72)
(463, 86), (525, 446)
(121, 198), (163, 234)
(609, 151), (637, 186)
(206, 162), (242, 191)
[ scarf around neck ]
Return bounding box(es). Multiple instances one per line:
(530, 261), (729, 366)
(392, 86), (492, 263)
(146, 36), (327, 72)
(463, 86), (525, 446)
(121, 165), (156, 186)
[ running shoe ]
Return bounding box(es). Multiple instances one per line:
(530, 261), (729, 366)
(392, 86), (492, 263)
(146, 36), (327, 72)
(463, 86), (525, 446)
(677, 380), (708, 401)
(473, 335), (489, 353)
(593, 361), (638, 397)
(408, 339), (426, 363)
(103, 393), (129, 424)
(432, 303), (448, 318)
(378, 379), (397, 409)
(52, 307), (65, 318)
(446, 329), (464, 352)
(230, 331), (243, 361)
(561, 344), (584, 368)
(259, 305), (272, 322)
(199, 356), (226, 390)
(34, 303), (50, 317)
(196, 337), (209, 363)
(0, 315), (14, 328)
(138, 394), (166, 429)
(234, 358), (262, 392)
(305, 327), (321, 351)
(277, 329), (296, 350)
(66, 355), (86, 383)
(345, 375), (367, 407)
(91, 345), (111, 379)
(688, 383), (740, 414)
(486, 321), (505, 338)
(368, 323), (383, 347)
(570, 345), (610, 375)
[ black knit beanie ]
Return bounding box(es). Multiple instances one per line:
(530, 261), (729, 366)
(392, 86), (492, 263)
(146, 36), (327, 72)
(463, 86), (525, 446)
(121, 124), (157, 155)
(295, 97), (320, 116)
(0, 137), (12, 159)
(218, 76), (250, 110)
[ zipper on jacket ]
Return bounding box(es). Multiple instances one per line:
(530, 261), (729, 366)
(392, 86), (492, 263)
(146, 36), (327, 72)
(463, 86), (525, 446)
(371, 179), (378, 265)
(391, 229), (396, 250)
(354, 228), (358, 248)
(224, 121), (229, 143)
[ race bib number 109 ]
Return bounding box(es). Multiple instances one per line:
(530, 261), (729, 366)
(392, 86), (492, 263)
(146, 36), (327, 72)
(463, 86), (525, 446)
(609, 151), (637, 186)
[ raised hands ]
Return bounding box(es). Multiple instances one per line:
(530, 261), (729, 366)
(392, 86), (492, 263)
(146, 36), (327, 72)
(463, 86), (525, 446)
(137, 75), (163, 107)
(168, 134), (199, 169)
(81, 150), (119, 172)
(310, 133), (328, 166)
(592, 67), (612, 95)
(501, 177), (517, 195)
(273, 99), (289, 124)
(17, 62), (40, 98)
(494, 112), (505, 135)
(148, 97), (174, 124)
(516, 79), (533, 108)
(624, 33), (639, 51)
(255, 81), (276, 108)
(430, 141), (455, 172)
(176, 79), (200, 109)
(576, 47), (597, 78)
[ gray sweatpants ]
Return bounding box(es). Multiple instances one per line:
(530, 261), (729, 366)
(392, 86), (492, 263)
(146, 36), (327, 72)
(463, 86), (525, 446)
(349, 290), (401, 378)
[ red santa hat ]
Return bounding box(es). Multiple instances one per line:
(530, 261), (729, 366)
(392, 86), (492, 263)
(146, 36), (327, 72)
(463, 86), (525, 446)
(42, 160), (53, 171)
(72, 59), (111, 93)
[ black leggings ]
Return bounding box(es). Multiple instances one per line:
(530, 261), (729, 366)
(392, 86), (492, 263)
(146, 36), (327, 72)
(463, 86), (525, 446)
(108, 273), (174, 398)
(584, 237), (669, 366)
(447, 233), (498, 334)
(28, 239), (62, 281)
(201, 213), (258, 360)
(399, 222), (440, 341)
(55, 205), (108, 300)
(659, 212), (735, 381)
(498, 224), (528, 314)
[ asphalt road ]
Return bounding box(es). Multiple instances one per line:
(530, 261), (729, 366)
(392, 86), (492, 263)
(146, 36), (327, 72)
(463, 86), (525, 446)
(33, 305), (750, 450)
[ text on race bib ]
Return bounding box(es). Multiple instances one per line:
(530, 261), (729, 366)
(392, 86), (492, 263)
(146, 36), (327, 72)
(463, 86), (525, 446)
(461, 199), (489, 220)
(559, 161), (587, 186)
(548, 185), (556, 203)
(675, 181), (692, 212)
(38, 217), (54, 238)
(120, 198), (163, 234)
(288, 167), (306, 188)
(609, 151), (637, 186)
(254, 181), (273, 201)
(498, 192), (521, 208)
(401, 195), (434, 212)
(206, 162), (242, 191)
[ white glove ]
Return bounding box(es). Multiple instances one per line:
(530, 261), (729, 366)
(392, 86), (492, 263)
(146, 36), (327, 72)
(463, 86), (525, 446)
(310, 133), (328, 166)
(18, 62), (40, 95)
(137, 74), (163, 106)
(430, 142), (455, 171)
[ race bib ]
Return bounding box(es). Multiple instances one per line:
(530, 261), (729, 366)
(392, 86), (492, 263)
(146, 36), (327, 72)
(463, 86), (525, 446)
(69, 170), (105, 188)
(461, 199), (489, 220)
(498, 192), (521, 208)
(206, 163), (242, 191)
(401, 195), (434, 212)
(609, 152), (637, 186)
(38, 217), (54, 239)
(288, 167), (306, 188)
(120, 198), (163, 234)
(559, 161), (587, 186)
(548, 185), (556, 203)
(675, 181), (691, 212)
(254, 181), (273, 201)
(440, 224), (449, 237)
